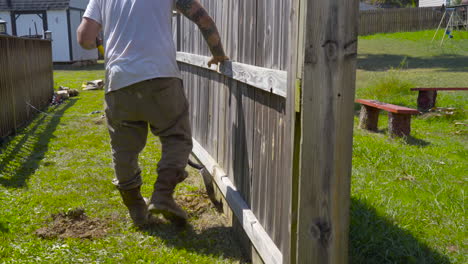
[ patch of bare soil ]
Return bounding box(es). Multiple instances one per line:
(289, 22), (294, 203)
(177, 190), (213, 218)
(147, 169), (247, 263)
(35, 208), (108, 239)
(175, 168), (230, 230)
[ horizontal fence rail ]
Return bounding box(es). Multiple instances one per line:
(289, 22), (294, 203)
(192, 139), (283, 264)
(0, 35), (54, 138)
(176, 52), (288, 97)
(359, 7), (445, 35)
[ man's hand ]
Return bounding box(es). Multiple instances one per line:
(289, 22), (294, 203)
(208, 56), (230, 68)
(176, 0), (227, 62)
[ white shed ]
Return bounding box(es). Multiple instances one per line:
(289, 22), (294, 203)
(419, 0), (450, 7)
(0, 0), (97, 63)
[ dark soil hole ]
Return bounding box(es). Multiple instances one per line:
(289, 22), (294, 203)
(35, 208), (108, 239)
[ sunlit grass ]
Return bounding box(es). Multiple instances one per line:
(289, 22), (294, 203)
(351, 30), (467, 264)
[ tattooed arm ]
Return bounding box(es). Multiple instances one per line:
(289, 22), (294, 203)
(176, 0), (229, 67)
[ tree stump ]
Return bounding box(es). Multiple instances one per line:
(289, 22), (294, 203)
(359, 105), (379, 132)
(417, 90), (437, 112)
(388, 113), (411, 137)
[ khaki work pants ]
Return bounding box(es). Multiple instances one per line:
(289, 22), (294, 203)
(105, 78), (193, 190)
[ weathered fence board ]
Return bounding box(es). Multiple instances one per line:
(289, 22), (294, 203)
(285, 0), (300, 260)
(294, 0), (358, 263)
(359, 7), (444, 35)
(0, 35), (53, 138)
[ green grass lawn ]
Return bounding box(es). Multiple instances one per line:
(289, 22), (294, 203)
(0, 65), (244, 263)
(357, 30), (468, 102)
(0, 30), (466, 263)
(351, 30), (467, 263)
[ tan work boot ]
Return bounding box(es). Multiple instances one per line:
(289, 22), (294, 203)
(118, 186), (151, 228)
(148, 169), (188, 225)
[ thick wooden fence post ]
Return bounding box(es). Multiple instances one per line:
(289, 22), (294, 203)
(285, 0), (301, 263)
(293, 0), (359, 263)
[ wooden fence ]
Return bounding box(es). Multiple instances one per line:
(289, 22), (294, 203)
(175, 0), (359, 263)
(359, 7), (444, 35)
(0, 35), (54, 138)
(175, 1), (291, 262)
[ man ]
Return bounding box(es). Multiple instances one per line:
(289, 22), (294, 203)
(77, 0), (228, 227)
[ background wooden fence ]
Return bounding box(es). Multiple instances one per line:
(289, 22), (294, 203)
(0, 35), (54, 138)
(359, 7), (444, 35)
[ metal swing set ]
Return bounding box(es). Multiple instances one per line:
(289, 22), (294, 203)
(432, 4), (468, 46)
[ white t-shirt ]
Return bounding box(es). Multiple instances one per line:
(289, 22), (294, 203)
(83, 0), (181, 93)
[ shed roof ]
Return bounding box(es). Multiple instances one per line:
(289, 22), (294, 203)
(0, 0), (70, 11)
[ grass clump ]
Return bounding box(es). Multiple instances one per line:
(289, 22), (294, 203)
(357, 69), (416, 107)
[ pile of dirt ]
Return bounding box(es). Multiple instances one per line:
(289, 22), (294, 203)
(172, 168), (230, 231)
(35, 208), (108, 239)
(176, 189), (214, 218)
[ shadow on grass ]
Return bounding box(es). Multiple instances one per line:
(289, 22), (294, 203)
(0, 222), (9, 233)
(350, 198), (450, 264)
(404, 135), (431, 147)
(0, 99), (78, 188)
(144, 223), (249, 263)
(358, 54), (468, 72)
(355, 128), (431, 146)
(53, 62), (105, 71)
